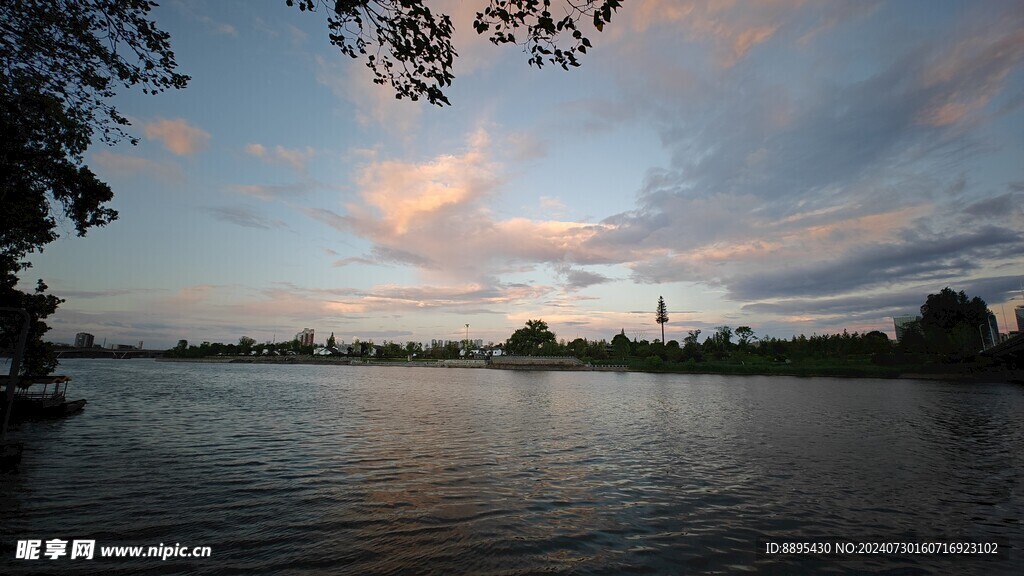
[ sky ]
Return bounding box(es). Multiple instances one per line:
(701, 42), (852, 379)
(24, 0), (1024, 349)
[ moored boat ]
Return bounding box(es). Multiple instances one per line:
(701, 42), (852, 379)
(2, 376), (87, 421)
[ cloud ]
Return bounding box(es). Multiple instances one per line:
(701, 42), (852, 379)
(916, 7), (1024, 126)
(217, 281), (552, 325)
(620, 0), (807, 67)
(46, 278), (558, 349)
(742, 275), (1024, 325)
(142, 118), (211, 155)
(173, 1), (238, 37)
(549, 2), (1024, 317)
(163, 284), (222, 307)
(306, 130), (634, 284)
(203, 206), (289, 230)
(333, 255), (378, 268)
(245, 143), (316, 174)
(539, 196), (567, 213)
(556, 266), (612, 291)
(90, 151), (183, 182)
(283, 23), (307, 45)
(55, 288), (162, 300)
(726, 225), (1023, 300)
(314, 54), (422, 135)
(797, 1), (882, 45)
(229, 181), (316, 201)
(291, 4), (1024, 341)
(506, 131), (549, 162)
(963, 191), (1023, 219)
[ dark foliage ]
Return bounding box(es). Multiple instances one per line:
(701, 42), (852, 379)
(655, 295), (668, 342)
(0, 0), (187, 376)
(920, 287), (989, 334)
(506, 319), (557, 355)
(901, 287), (991, 358)
(288, 0), (621, 105)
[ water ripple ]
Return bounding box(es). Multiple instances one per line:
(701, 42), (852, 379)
(2, 362), (1022, 574)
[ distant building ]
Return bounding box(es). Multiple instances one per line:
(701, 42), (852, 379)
(74, 332), (95, 348)
(1016, 305), (1024, 333)
(296, 328), (315, 347)
(981, 313), (1000, 350)
(893, 315), (921, 343)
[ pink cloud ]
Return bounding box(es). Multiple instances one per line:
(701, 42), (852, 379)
(310, 130), (630, 281)
(619, 0), (806, 67)
(917, 22), (1024, 126)
(143, 118), (211, 155)
(162, 284), (222, 308)
(245, 143), (316, 173)
(218, 282), (557, 326)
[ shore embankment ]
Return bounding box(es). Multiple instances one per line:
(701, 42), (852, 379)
(156, 355), (627, 371)
(152, 355), (1020, 382)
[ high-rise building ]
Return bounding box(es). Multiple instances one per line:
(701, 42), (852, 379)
(1016, 305), (1024, 333)
(893, 315), (921, 343)
(296, 328), (315, 347)
(74, 332), (95, 348)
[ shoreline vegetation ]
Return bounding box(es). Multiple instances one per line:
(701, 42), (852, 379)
(148, 288), (1023, 384)
(152, 355), (1021, 383)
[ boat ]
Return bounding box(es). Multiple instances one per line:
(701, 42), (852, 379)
(2, 307), (85, 468)
(2, 375), (87, 421)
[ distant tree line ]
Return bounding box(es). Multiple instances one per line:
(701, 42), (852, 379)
(502, 287), (997, 370)
(501, 321), (892, 367)
(164, 336), (467, 360)
(163, 288), (997, 370)
(164, 336), (314, 358)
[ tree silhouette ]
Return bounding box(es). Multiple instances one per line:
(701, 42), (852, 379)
(506, 319), (556, 355)
(1, 0), (188, 375)
(611, 329), (631, 359)
(735, 326), (754, 350)
(287, 0), (622, 105)
(238, 336), (256, 354)
(655, 296), (668, 343)
(918, 287), (991, 356)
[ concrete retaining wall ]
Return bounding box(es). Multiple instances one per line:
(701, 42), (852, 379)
(488, 356), (586, 368)
(441, 359), (487, 368)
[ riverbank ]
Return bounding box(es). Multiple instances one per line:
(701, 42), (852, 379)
(157, 356), (612, 371)
(156, 356), (481, 368)
(154, 355), (1020, 382)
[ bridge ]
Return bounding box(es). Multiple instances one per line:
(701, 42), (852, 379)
(53, 347), (163, 359)
(980, 333), (1024, 371)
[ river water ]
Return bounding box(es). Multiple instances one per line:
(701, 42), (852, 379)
(1, 359), (1021, 575)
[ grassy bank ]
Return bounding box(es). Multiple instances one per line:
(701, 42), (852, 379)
(593, 354), (1008, 381)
